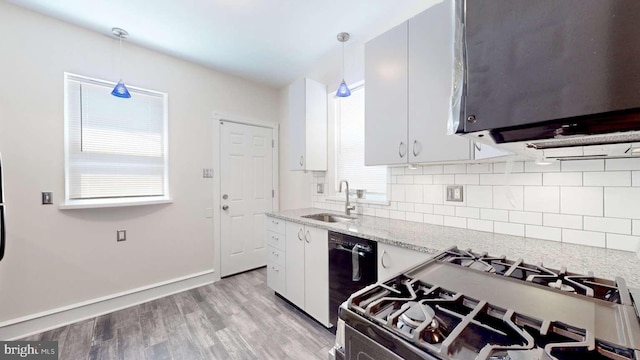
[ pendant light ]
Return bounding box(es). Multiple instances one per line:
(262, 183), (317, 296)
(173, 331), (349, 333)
(336, 32), (351, 97)
(111, 27), (131, 98)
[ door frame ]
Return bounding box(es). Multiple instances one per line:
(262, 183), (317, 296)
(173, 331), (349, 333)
(212, 112), (279, 281)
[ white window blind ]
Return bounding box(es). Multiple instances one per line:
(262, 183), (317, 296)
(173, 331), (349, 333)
(64, 74), (168, 204)
(335, 86), (387, 195)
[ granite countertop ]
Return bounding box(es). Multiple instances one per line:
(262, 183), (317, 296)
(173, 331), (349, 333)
(267, 208), (640, 287)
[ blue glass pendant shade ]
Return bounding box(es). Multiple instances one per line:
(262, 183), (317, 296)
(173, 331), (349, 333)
(336, 80), (351, 97)
(111, 80), (131, 98)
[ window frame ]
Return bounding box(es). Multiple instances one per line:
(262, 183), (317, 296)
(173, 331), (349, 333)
(61, 72), (170, 209)
(333, 82), (388, 201)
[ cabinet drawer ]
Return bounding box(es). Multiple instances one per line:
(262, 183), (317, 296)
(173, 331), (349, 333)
(267, 231), (285, 251)
(267, 245), (285, 266)
(267, 262), (286, 294)
(267, 217), (286, 234)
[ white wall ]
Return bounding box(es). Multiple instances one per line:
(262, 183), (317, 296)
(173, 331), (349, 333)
(0, 2), (278, 324)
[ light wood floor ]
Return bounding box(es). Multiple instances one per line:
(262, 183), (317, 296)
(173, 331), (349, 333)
(22, 267), (335, 360)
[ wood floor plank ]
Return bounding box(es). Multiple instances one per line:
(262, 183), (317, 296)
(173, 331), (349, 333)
(58, 319), (95, 360)
(21, 267), (335, 360)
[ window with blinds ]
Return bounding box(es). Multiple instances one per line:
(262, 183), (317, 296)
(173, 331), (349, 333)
(64, 73), (169, 207)
(335, 86), (387, 196)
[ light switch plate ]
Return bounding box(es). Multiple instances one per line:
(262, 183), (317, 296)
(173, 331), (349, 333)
(117, 230), (127, 242)
(42, 192), (53, 205)
(446, 186), (464, 202)
(203, 168), (214, 178)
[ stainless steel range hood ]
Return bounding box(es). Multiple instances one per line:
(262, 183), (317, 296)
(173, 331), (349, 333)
(455, 0), (640, 160)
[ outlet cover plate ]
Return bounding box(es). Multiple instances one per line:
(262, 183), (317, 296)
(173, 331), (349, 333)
(316, 183), (324, 194)
(446, 186), (464, 202)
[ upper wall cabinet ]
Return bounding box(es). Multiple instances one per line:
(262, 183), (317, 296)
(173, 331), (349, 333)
(365, 1), (472, 166)
(288, 78), (328, 171)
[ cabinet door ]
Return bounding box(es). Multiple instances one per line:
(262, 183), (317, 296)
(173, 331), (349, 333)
(378, 243), (429, 281)
(288, 78), (306, 170)
(304, 79), (328, 171)
(285, 221), (305, 309)
(365, 22), (409, 166)
(303, 226), (330, 327)
(408, 0), (470, 163)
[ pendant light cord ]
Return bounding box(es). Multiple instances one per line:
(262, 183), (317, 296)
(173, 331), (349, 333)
(118, 36), (123, 80)
(342, 41), (345, 81)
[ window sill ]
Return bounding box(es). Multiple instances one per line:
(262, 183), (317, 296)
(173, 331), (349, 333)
(59, 197), (173, 210)
(324, 195), (390, 206)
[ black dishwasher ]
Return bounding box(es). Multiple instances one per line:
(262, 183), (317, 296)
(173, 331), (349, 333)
(328, 231), (377, 330)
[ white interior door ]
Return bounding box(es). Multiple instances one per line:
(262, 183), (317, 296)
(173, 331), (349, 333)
(220, 121), (273, 277)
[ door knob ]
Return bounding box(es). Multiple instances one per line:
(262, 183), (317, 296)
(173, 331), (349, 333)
(222, 205), (229, 210)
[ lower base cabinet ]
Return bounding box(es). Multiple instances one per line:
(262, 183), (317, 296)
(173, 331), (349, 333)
(378, 243), (429, 280)
(266, 216), (330, 327)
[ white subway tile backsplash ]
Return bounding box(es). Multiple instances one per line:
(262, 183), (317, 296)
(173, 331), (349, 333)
(525, 161), (561, 173)
(604, 187), (640, 219)
(493, 161), (524, 173)
(455, 174), (480, 185)
(493, 186), (524, 210)
(524, 186), (560, 213)
(414, 175), (433, 184)
(362, 207), (376, 216)
(414, 203), (434, 214)
(634, 220), (640, 236)
(583, 172), (631, 187)
(398, 175), (414, 184)
(391, 167), (405, 175)
(390, 184), (405, 202)
(375, 209), (390, 218)
(480, 173), (542, 186)
(495, 222), (525, 236)
(423, 165), (443, 174)
(543, 172), (582, 186)
(467, 163), (492, 174)
(562, 229), (605, 248)
(423, 185), (444, 204)
(405, 185), (424, 203)
(467, 219), (493, 232)
(434, 205), (455, 216)
(561, 159), (604, 172)
(509, 211), (543, 225)
(423, 214), (444, 225)
(606, 234), (640, 252)
(405, 212), (423, 223)
(633, 172), (640, 187)
(467, 186), (493, 208)
(444, 216), (467, 229)
(456, 207), (480, 219)
(543, 213), (582, 229)
(444, 164), (467, 174)
(583, 217), (631, 235)
(606, 158), (640, 171)
(389, 210), (406, 220)
(433, 175), (455, 184)
(397, 202), (415, 212)
(560, 187), (603, 216)
(481, 209), (509, 222)
(526, 225), (561, 242)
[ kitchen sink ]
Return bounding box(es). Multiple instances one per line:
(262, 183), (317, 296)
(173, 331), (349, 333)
(302, 213), (356, 223)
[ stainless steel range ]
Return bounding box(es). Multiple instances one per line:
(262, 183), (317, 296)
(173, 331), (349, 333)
(333, 247), (640, 360)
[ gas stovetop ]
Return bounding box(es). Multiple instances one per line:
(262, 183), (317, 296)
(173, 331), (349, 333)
(339, 246), (640, 360)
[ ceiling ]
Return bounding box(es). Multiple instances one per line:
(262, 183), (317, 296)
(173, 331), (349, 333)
(7, 0), (439, 88)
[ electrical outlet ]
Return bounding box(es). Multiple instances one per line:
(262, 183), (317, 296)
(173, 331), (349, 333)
(446, 186), (464, 202)
(42, 192), (53, 205)
(316, 183), (324, 194)
(117, 230), (127, 242)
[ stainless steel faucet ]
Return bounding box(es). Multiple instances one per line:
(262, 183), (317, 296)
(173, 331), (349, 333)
(339, 180), (356, 216)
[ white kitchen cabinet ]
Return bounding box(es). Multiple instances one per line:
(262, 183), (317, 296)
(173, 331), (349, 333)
(266, 217), (287, 295)
(288, 77), (327, 171)
(378, 243), (429, 281)
(364, 22), (409, 166)
(366, 1), (479, 166)
(282, 220), (330, 327)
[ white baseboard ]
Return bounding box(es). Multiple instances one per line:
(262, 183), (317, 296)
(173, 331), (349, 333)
(0, 269), (217, 340)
